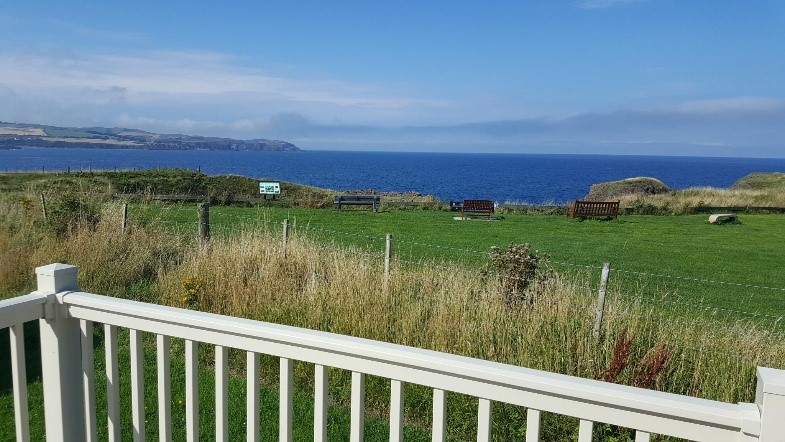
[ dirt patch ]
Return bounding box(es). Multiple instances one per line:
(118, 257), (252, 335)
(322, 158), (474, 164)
(0, 127), (46, 136)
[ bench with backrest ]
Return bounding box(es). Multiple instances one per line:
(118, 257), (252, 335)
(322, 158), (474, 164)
(334, 195), (381, 212)
(461, 199), (494, 219)
(567, 200), (620, 219)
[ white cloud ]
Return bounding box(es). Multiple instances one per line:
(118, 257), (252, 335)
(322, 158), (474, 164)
(0, 50), (447, 121)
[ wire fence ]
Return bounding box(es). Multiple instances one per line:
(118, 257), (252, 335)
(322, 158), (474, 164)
(81, 201), (785, 335)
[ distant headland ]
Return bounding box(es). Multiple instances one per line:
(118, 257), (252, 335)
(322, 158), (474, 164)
(0, 121), (300, 152)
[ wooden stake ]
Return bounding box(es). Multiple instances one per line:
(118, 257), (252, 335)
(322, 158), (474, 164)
(40, 194), (48, 222)
(198, 203), (210, 241)
(121, 203), (128, 234)
(282, 219), (289, 255)
(384, 234), (393, 281)
(593, 262), (611, 338)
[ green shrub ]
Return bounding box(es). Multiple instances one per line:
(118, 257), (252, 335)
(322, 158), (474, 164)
(46, 194), (102, 236)
(484, 242), (555, 305)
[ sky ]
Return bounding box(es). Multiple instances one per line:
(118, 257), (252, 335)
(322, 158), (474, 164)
(1, 0), (784, 157)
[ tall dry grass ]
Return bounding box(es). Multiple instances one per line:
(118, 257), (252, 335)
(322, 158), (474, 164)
(620, 187), (785, 214)
(0, 196), (184, 298)
(154, 227), (785, 404)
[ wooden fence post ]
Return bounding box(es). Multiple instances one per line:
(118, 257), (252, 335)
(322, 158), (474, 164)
(121, 203), (128, 234)
(384, 234), (393, 281)
(593, 262), (611, 338)
(198, 203), (210, 241)
(282, 219), (289, 255)
(40, 194), (48, 222)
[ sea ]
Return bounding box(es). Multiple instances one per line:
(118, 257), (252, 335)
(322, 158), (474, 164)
(2, 147), (784, 204)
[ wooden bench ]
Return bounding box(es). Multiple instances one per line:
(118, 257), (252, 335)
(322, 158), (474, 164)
(460, 199), (494, 219)
(334, 195), (381, 212)
(567, 200), (620, 219)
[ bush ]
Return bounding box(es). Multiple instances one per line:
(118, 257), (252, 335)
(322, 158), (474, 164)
(484, 243), (555, 305)
(46, 194), (102, 236)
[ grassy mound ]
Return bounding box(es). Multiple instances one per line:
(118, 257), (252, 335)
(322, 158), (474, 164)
(584, 177), (670, 201)
(0, 169), (337, 208)
(731, 172), (785, 190)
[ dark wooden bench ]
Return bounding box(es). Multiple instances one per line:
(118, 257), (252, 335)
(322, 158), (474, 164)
(567, 200), (620, 219)
(461, 199), (494, 219)
(334, 195), (381, 212)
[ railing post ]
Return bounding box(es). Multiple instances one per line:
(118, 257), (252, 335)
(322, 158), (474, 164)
(756, 366), (785, 440)
(37, 263), (86, 441)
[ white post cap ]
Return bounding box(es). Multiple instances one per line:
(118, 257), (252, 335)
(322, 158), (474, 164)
(36, 263), (79, 294)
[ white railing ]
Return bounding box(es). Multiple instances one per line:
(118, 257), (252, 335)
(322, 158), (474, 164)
(2, 263), (784, 441)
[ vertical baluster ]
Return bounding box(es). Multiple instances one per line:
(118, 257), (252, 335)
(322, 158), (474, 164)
(431, 388), (446, 442)
(389, 379), (404, 442)
(247, 352), (260, 442)
(10, 324), (30, 442)
(578, 420), (593, 442)
(130, 329), (145, 442)
(216, 345), (228, 442)
(635, 430), (651, 442)
(350, 372), (366, 442)
(525, 409), (541, 442)
(105, 324), (120, 442)
(185, 340), (199, 442)
(157, 334), (171, 442)
(280, 358), (293, 442)
(477, 398), (492, 442)
(314, 364), (328, 442)
(81, 320), (97, 442)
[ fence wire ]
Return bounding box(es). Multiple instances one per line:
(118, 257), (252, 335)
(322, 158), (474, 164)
(132, 203), (785, 322)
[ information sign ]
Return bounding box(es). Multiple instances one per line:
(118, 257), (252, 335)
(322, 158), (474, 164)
(259, 181), (281, 195)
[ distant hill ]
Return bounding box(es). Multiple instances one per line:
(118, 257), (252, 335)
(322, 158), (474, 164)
(0, 121), (300, 152)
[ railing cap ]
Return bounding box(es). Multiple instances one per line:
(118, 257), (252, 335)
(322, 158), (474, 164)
(36, 263), (79, 294)
(756, 366), (785, 401)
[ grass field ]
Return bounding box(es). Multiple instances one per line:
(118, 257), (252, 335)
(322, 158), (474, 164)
(132, 203), (785, 319)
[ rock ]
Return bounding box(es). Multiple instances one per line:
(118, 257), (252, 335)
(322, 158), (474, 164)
(708, 213), (738, 224)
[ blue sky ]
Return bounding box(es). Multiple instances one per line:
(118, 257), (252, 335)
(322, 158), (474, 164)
(1, 0), (784, 157)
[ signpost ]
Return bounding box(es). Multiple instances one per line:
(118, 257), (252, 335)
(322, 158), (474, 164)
(259, 182), (281, 200)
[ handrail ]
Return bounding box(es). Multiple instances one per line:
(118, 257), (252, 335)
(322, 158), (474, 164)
(0, 293), (47, 329)
(61, 290), (751, 441)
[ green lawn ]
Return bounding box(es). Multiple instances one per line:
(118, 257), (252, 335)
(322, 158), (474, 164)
(133, 204), (785, 319)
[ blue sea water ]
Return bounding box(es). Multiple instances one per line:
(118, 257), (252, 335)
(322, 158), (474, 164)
(2, 148), (784, 204)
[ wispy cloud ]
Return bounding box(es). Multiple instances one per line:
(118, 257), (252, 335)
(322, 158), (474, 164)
(106, 96), (785, 155)
(576, 0), (648, 9)
(0, 50), (447, 123)
(49, 19), (147, 43)
(673, 97), (784, 115)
